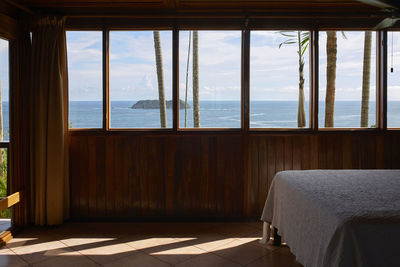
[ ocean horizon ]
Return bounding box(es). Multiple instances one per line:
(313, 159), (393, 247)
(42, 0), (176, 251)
(67, 100), (400, 129)
(0, 99), (398, 142)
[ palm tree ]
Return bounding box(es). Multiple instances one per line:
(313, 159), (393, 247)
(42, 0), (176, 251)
(361, 31), (372, 128)
(184, 31), (192, 128)
(279, 31), (309, 127)
(153, 31), (167, 128)
(0, 74), (3, 164)
(325, 31), (337, 127)
(193, 31), (200, 128)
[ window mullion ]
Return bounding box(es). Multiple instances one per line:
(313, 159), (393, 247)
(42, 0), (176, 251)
(311, 30), (319, 131)
(103, 29), (110, 131)
(377, 30), (387, 130)
(242, 28), (250, 132)
(173, 27), (179, 132)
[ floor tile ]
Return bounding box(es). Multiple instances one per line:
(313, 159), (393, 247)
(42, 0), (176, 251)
(7, 236), (54, 250)
(10, 239), (74, 264)
(245, 247), (303, 267)
(212, 238), (271, 265)
(75, 242), (136, 265)
(176, 252), (241, 267)
(125, 236), (179, 251)
(103, 250), (171, 267)
(59, 237), (120, 250)
(31, 251), (99, 267)
(5, 223), (303, 267)
(237, 234), (281, 252)
(177, 233), (235, 252)
(210, 223), (261, 238)
(0, 247), (29, 267)
(148, 244), (205, 265)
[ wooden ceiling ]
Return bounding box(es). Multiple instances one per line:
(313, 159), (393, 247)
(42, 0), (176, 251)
(9, 0), (384, 17)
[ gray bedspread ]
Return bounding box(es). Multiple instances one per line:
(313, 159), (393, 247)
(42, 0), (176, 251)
(261, 170), (400, 267)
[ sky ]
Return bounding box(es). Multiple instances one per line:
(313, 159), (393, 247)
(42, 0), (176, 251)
(65, 30), (400, 102)
(0, 38), (9, 101)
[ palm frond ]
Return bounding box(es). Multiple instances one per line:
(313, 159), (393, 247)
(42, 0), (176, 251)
(301, 42), (309, 57)
(279, 39), (296, 48)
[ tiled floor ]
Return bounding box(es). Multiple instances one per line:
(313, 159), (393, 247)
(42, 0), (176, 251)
(1, 222), (303, 267)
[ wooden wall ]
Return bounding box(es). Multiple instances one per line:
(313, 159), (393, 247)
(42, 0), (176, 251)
(69, 132), (400, 220)
(0, 13), (17, 40)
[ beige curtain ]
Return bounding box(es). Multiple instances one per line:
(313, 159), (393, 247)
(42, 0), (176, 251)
(10, 22), (32, 227)
(30, 16), (69, 225)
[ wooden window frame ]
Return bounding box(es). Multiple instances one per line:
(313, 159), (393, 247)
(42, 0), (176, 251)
(0, 36), (12, 231)
(385, 29), (400, 131)
(317, 29), (381, 131)
(65, 19), (400, 134)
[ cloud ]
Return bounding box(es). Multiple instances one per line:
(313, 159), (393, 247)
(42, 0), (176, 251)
(66, 30), (399, 102)
(0, 39), (9, 100)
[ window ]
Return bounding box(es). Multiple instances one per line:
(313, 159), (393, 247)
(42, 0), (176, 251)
(67, 31), (103, 129)
(250, 31), (310, 128)
(319, 31), (377, 128)
(110, 31), (173, 128)
(388, 31), (400, 128)
(179, 31), (241, 128)
(0, 38), (10, 225)
(65, 28), (396, 132)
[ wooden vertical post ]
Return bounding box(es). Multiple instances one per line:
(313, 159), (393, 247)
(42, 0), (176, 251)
(377, 30), (387, 130)
(103, 29), (110, 130)
(310, 30), (319, 131)
(173, 27), (179, 131)
(242, 26), (250, 132)
(242, 24), (251, 216)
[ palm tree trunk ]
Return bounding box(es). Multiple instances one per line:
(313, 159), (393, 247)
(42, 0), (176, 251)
(297, 31), (306, 128)
(184, 31), (192, 128)
(153, 31), (167, 128)
(325, 31), (337, 127)
(0, 74), (3, 165)
(193, 31), (200, 128)
(361, 31), (372, 128)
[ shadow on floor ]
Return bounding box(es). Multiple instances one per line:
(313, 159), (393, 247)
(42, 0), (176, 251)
(2, 222), (303, 267)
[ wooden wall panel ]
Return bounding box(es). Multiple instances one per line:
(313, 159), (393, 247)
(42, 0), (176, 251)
(0, 13), (17, 40)
(69, 132), (400, 220)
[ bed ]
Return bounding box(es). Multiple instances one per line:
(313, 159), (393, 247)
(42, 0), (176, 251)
(260, 170), (400, 267)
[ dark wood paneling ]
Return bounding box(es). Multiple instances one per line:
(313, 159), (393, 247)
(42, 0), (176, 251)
(69, 132), (400, 220)
(21, 0), (382, 16)
(0, 13), (18, 40)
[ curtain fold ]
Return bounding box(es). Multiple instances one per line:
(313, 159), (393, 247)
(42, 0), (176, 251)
(30, 16), (69, 225)
(10, 21), (32, 227)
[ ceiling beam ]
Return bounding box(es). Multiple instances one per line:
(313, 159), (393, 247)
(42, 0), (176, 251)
(5, 0), (37, 15)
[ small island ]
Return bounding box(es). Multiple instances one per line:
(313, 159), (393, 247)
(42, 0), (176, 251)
(131, 100), (190, 109)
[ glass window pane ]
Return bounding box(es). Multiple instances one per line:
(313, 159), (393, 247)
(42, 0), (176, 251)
(0, 38), (9, 141)
(388, 31), (400, 127)
(67, 31), (103, 129)
(110, 31), (172, 128)
(319, 31), (376, 128)
(250, 31), (310, 128)
(0, 148), (10, 222)
(179, 31), (241, 128)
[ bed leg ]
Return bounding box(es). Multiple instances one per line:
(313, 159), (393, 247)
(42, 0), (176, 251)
(272, 227), (282, 246)
(259, 222), (270, 244)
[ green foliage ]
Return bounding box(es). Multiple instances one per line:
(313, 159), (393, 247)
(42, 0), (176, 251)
(0, 149), (10, 218)
(278, 31), (310, 58)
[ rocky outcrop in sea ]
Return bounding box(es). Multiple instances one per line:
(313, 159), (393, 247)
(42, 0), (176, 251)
(131, 100), (190, 109)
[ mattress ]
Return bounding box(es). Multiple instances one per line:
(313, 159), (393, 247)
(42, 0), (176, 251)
(261, 170), (400, 267)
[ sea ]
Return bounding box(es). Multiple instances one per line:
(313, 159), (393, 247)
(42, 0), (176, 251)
(0, 100), (396, 145)
(67, 101), (400, 129)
